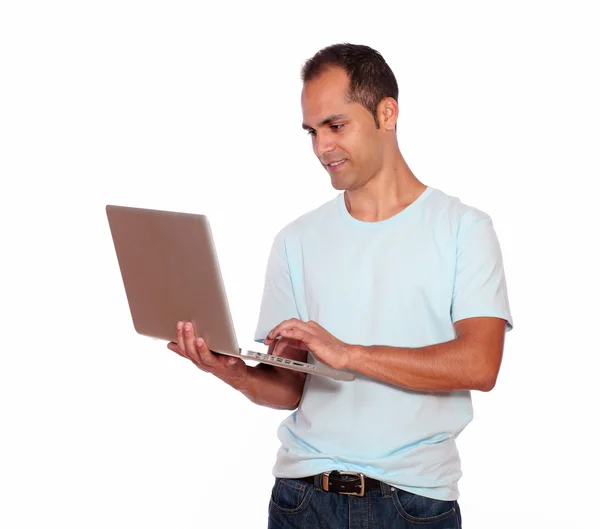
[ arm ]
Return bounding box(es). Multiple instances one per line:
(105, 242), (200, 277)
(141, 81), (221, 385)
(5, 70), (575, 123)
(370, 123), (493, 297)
(266, 316), (507, 393)
(236, 359), (307, 410)
(342, 209), (512, 392)
(346, 316), (506, 392)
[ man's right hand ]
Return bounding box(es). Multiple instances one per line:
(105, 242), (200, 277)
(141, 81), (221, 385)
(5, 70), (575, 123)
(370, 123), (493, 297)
(167, 320), (307, 410)
(167, 321), (248, 388)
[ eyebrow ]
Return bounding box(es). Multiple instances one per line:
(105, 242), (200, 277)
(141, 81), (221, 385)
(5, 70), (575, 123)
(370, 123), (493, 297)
(302, 114), (348, 131)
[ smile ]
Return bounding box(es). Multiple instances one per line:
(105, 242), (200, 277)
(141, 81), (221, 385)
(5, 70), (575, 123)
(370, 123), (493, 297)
(327, 159), (347, 169)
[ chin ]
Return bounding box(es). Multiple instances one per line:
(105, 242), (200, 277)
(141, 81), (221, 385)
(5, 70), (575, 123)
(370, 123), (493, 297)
(329, 174), (354, 191)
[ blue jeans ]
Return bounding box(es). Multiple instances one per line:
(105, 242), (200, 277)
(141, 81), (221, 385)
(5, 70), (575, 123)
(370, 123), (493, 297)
(268, 477), (462, 529)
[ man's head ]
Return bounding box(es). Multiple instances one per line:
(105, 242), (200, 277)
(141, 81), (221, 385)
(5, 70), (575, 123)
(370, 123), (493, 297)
(300, 43), (400, 190)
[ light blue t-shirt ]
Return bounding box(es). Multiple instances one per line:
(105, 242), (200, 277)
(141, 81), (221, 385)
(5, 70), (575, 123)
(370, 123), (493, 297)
(254, 186), (513, 501)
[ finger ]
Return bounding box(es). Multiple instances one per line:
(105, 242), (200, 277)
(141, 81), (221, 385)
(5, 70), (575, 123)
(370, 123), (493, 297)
(265, 326), (279, 344)
(278, 327), (313, 348)
(266, 319), (301, 341)
(194, 336), (218, 370)
(270, 337), (306, 356)
(276, 337), (307, 351)
(169, 342), (209, 371)
(176, 321), (186, 356)
(267, 319), (312, 342)
(167, 341), (185, 358)
(272, 338), (281, 357)
(183, 321), (200, 363)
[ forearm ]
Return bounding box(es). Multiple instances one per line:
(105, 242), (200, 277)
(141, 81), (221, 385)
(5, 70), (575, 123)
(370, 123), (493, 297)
(346, 336), (497, 392)
(232, 363), (305, 410)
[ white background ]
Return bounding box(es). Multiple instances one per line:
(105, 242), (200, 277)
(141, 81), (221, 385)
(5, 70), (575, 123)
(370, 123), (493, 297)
(1, 1), (598, 527)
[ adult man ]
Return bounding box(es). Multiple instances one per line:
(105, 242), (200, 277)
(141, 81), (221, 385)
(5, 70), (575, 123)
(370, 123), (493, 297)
(168, 43), (512, 528)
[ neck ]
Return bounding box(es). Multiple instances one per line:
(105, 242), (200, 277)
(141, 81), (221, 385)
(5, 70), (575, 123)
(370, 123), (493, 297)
(344, 151), (427, 222)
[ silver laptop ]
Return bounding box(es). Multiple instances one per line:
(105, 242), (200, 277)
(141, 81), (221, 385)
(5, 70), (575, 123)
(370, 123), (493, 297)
(105, 204), (355, 382)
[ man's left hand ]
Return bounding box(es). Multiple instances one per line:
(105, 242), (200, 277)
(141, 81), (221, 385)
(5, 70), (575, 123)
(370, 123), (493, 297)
(264, 319), (353, 371)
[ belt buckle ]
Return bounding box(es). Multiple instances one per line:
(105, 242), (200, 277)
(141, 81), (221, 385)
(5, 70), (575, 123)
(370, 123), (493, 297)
(323, 471), (365, 497)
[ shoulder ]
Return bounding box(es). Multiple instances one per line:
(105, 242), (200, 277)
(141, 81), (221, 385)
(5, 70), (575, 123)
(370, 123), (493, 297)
(425, 187), (493, 238)
(273, 195), (340, 243)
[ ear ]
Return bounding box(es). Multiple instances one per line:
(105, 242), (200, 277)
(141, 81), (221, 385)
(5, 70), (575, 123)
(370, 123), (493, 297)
(377, 97), (399, 131)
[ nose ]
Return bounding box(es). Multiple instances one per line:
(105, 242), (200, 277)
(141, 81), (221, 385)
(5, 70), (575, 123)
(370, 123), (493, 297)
(313, 131), (335, 159)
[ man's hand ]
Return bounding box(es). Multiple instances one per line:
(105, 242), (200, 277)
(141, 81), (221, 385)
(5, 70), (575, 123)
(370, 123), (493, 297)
(167, 321), (248, 388)
(264, 319), (352, 371)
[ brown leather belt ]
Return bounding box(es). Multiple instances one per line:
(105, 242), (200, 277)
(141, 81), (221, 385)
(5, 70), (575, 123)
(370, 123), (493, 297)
(299, 471), (381, 497)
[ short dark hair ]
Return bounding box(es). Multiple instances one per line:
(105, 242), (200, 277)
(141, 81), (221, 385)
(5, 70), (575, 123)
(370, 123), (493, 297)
(301, 43), (399, 128)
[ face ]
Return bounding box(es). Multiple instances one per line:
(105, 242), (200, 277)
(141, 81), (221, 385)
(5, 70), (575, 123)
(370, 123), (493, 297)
(301, 67), (386, 191)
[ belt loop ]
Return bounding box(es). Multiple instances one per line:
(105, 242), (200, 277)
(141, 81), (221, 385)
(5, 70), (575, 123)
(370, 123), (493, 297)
(313, 474), (322, 490)
(380, 481), (392, 498)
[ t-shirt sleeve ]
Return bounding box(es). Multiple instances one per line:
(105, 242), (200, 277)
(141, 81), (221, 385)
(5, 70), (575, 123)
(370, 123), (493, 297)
(451, 211), (513, 332)
(254, 230), (301, 343)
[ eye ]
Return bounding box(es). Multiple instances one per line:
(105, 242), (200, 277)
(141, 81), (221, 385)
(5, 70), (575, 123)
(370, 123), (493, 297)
(331, 124), (344, 131)
(306, 130), (316, 136)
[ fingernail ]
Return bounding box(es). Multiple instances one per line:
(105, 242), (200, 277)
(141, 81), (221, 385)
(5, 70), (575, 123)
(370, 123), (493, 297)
(228, 358), (237, 365)
(185, 322), (192, 332)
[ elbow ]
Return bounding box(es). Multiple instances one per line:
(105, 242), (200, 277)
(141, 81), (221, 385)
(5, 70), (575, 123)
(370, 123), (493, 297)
(269, 383), (304, 411)
(275, 393), (302, 411)
(478, 377), (496, 392)
(472, 346), (502, 392)
(476, 366), (500, 392)
(287, 399), (301, 411)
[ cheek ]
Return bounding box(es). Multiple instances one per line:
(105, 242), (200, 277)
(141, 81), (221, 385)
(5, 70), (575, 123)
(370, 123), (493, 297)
(349, 143), (371, 169)
(345, 129), (371, 161)
(339, 135), (358, 160)
(360, 135), (382, 167)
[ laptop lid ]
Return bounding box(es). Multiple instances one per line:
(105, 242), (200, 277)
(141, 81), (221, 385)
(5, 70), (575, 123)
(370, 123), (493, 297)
(106, 204), (239, 354)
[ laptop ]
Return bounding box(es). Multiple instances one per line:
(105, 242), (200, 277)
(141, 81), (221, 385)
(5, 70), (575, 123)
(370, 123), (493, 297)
(105, 204), (355, 382)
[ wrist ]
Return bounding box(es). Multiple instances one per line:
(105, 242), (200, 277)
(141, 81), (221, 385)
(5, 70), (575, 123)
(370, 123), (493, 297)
(226, 363), (252, 393)
(344, 344), (364, 371)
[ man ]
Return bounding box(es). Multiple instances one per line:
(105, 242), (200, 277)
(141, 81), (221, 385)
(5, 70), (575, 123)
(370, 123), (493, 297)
(168, 43), (513, 528)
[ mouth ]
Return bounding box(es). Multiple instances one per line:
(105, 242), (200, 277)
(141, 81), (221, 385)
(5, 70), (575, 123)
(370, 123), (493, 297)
(325, 159), (347, 171)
